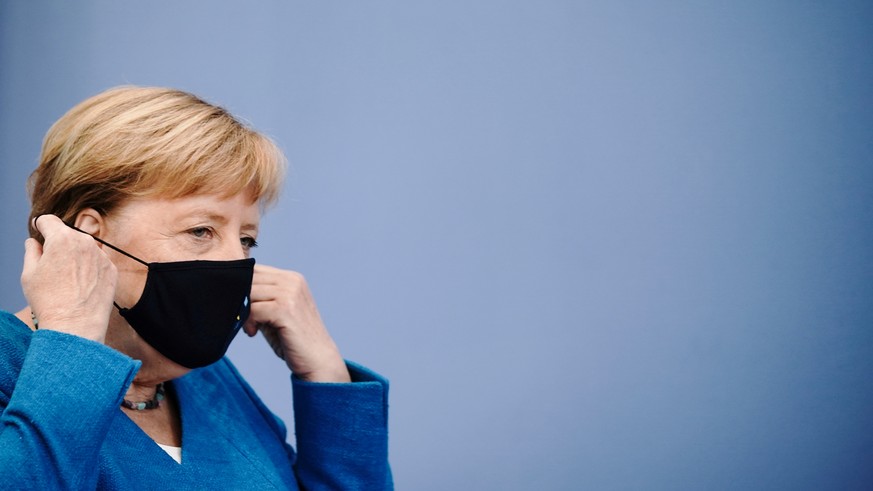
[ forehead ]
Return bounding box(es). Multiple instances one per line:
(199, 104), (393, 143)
(113, 192), (261, 228)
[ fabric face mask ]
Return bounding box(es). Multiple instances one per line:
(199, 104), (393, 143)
(71, 225), (255, 369)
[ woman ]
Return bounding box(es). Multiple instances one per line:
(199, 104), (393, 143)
(0, 86), (392, 489)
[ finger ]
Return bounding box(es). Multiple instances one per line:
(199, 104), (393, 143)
(246, 297), (282, 326)
(243, 296), (274, 336)
(33, 215), (83, 255)
(251, 268), (282, 288)
(242, 316), (259, 337)
(32, 214), (67, 241)
(252, 264), (302, 286)
(250, 271), (311, 304)
(248, 282), (281, 302)
(21, 238), (43, 280)
(253, 264), (282, 275)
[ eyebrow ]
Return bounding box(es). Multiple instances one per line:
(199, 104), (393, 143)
(182, 210), (259, 232)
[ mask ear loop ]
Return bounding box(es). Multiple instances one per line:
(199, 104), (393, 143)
(66, 224), (149, 267)
(66, 223), (149, 311)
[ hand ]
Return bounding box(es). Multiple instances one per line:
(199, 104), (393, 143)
(21, 215), (118, 343)
(243, 265), (351, 383)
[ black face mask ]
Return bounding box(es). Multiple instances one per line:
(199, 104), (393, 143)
(71, 225), (254, 369)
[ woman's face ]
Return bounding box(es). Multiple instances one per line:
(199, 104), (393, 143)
(101, 191), (261, 308)
(95, 191), (261, 373)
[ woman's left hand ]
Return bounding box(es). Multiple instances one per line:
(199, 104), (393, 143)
(242, 264), (351, 383)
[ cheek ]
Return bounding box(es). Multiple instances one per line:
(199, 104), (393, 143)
(114, 266), (148, 308)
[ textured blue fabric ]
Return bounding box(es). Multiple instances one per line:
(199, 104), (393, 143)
(0, 310), (392, 490)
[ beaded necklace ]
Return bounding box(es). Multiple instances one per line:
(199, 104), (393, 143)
(121, 383), (165, 410)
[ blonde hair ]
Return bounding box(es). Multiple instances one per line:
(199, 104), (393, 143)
(27, 85), (286, 241)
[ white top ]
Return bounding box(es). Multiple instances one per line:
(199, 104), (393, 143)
(157, 443), (182, 464)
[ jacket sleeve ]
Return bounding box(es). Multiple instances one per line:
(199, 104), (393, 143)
(224, 356), (393, 491)
(291, 361), (393, 491)
(0, 329), (139, 490)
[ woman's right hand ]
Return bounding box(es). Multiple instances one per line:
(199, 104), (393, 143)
(21, 214), (117, 343)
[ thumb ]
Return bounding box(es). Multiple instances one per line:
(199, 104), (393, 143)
(242, 316), (258, 337)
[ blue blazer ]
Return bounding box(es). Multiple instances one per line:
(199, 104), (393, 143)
(0, 311), (392, 490)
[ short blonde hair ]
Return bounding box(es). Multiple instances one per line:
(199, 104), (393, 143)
(28, 85), (286, 241)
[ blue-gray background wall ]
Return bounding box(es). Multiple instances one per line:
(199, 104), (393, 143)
(1, 1), (871, 489)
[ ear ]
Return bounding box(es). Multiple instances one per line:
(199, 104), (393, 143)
(73, 208), (106, 238)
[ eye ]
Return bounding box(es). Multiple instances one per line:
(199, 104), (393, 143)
(241, 236), (259, 250)
(189, 227), (214, 240)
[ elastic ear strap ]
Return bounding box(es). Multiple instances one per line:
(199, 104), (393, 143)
(66, 224), (149, 267)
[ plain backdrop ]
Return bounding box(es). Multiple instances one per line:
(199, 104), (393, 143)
(1, 1), (872, 490)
